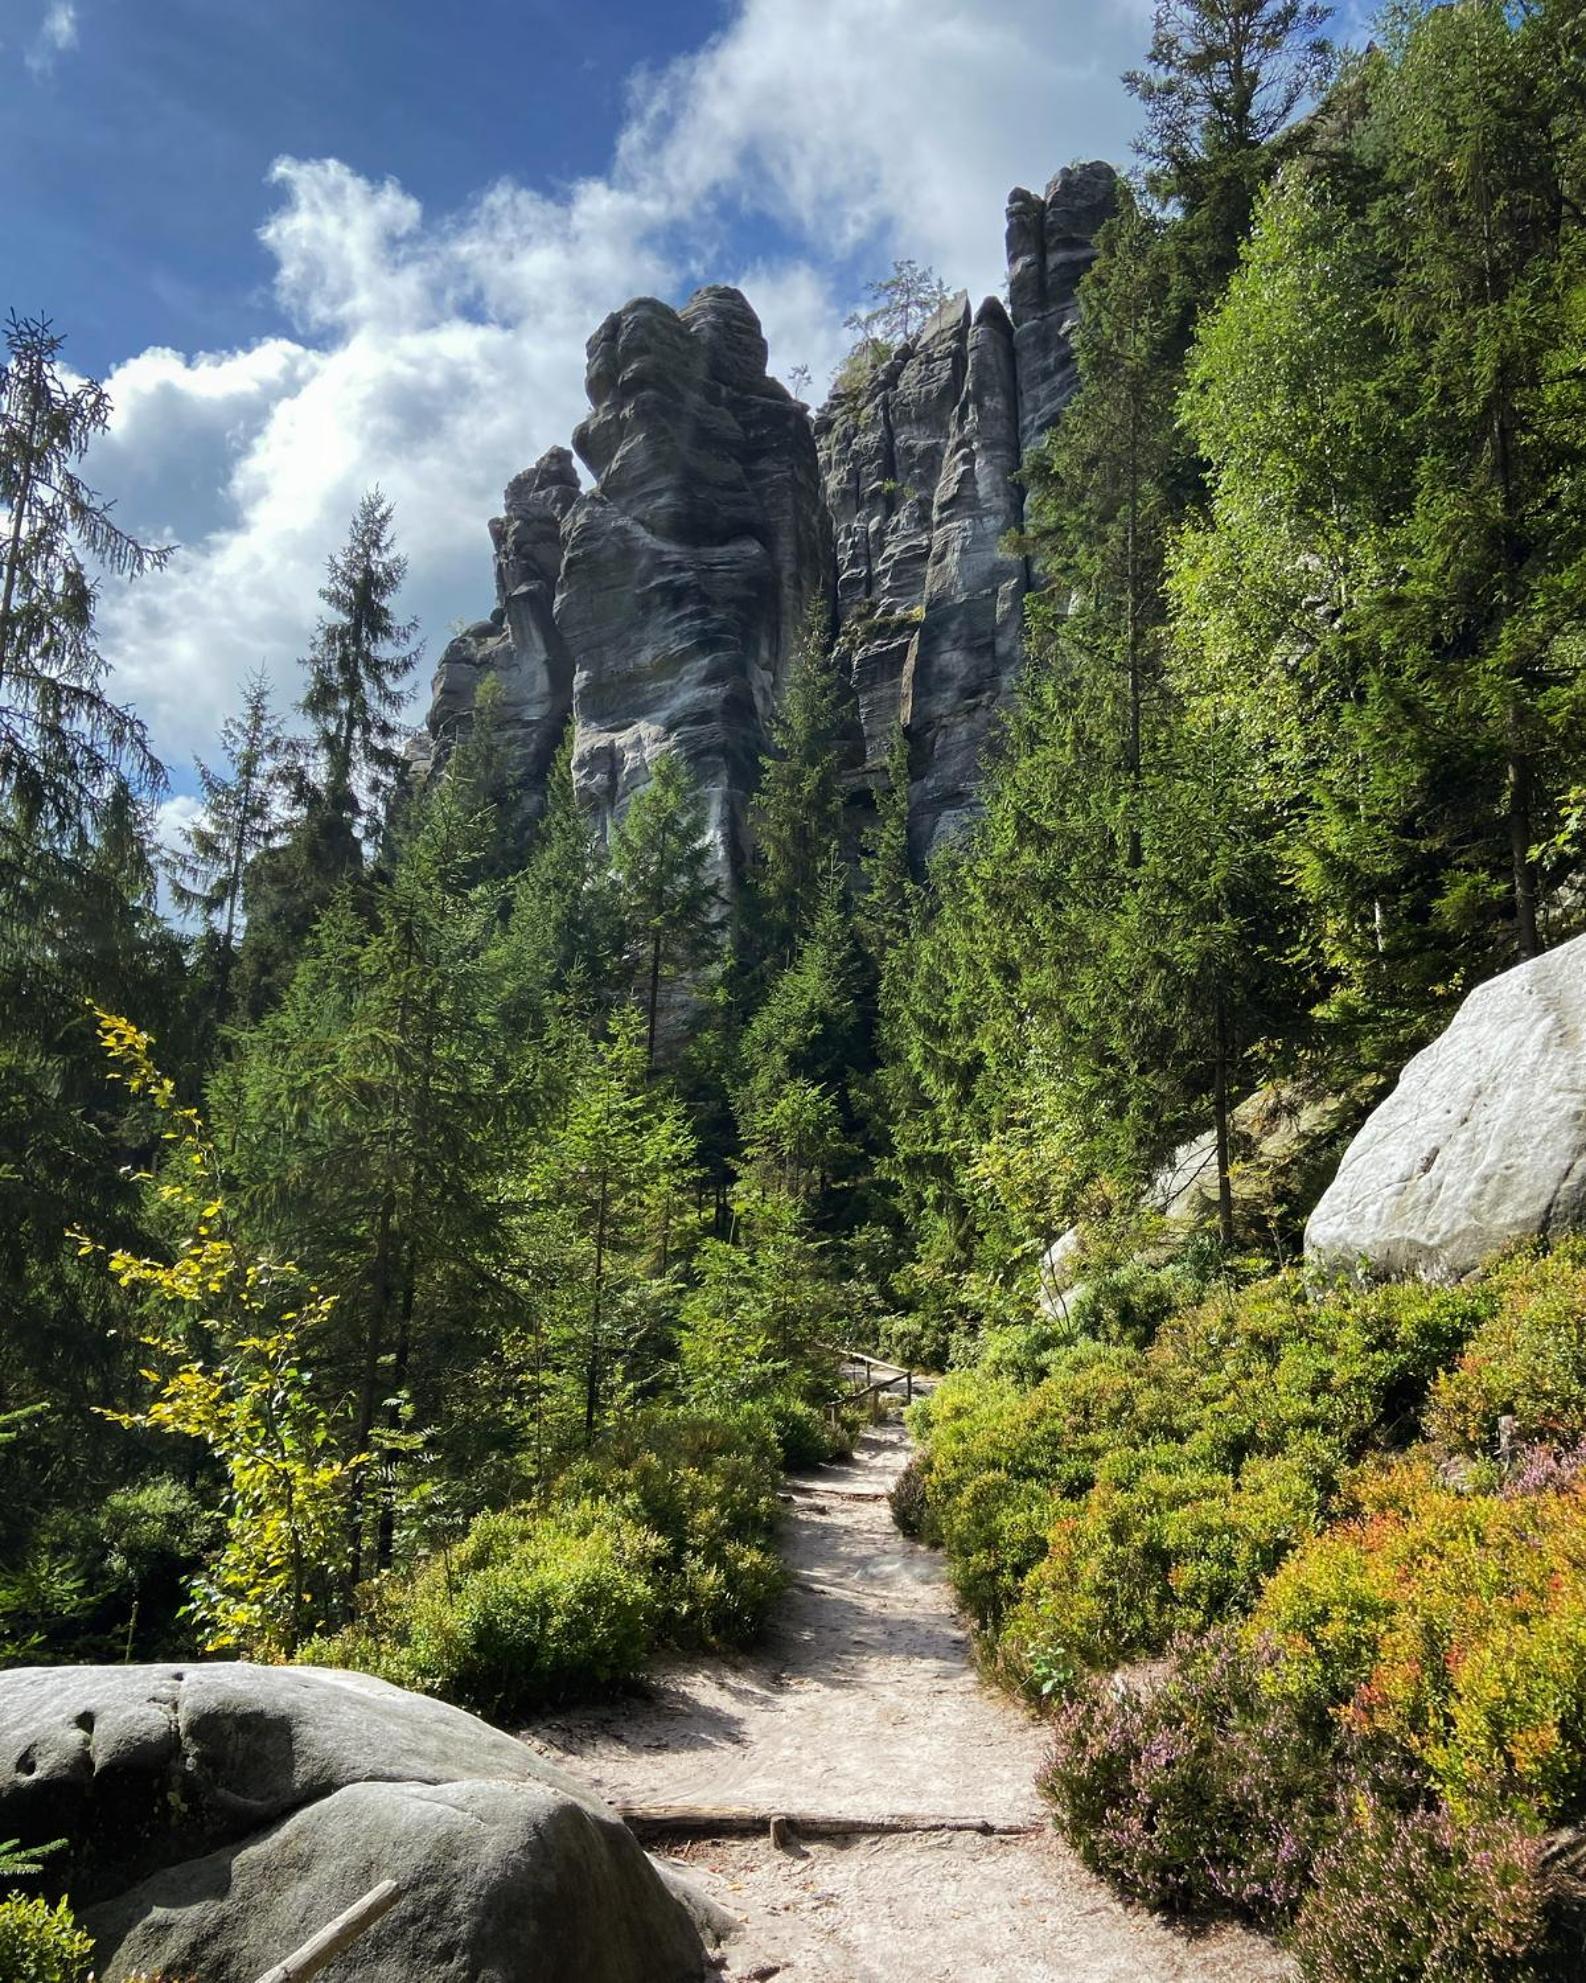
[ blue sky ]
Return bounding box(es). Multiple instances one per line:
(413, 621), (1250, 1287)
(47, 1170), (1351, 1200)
(6, 0), (1316, 827)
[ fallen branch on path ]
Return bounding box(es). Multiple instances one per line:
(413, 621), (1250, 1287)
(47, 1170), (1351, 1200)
(618, 1803), (1032, 1842)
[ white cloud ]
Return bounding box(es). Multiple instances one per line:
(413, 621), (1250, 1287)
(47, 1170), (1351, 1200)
(92, 0), (1141, 779)
(26, 0), (77, 74)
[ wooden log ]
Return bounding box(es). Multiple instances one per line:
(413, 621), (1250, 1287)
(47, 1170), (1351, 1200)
(617, 1803), (1031, 1842)
(251, 1880), (400, 1983)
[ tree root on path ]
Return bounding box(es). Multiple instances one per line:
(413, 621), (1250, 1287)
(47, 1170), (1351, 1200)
(619, 1803), (1036, 1843)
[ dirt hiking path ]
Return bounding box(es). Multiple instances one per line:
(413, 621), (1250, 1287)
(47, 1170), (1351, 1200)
(524, 1421), (1292, 1983)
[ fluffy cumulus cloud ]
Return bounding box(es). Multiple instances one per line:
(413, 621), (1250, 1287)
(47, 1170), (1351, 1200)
(94, 0), (1141, 779)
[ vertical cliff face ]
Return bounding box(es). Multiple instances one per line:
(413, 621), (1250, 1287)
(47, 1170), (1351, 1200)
(556, 286), (830, 887)
(421, 163), (1116, 879)
(814, 163), (1116, 858)
(411, 446), (580, 836)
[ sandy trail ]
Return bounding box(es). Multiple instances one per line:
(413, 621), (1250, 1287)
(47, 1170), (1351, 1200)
(523, 1421), (1292, 1983)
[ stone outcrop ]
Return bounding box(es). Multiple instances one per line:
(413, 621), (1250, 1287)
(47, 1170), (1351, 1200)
(425, 164), (1117, 877)
(1306, 935), (1586, 1282)
(557, 286), (830, 886)
(1006, 160), (1121, 454)
(411, 447), (580, 838)
(0, 1662), (714, 1983)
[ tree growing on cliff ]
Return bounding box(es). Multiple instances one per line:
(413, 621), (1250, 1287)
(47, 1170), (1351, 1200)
(611, 752), (721, 1068)
(299, 489), (421, 832)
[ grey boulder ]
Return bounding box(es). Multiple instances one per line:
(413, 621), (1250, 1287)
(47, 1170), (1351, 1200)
(1306, 934), (1586, 1281)
(0, 1662), (713, 1982)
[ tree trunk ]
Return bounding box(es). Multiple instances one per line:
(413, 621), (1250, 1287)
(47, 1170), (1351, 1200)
(1212, 994), (1235, 1251)
(1508, 735), (1539, 962)
(584, 1170), (609, 1446)
(348, 1184), (396, 1590)
(646, 930), (663, 1070)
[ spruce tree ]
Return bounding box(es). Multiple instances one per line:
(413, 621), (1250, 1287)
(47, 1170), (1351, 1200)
(0, 313), (168, 863)
(746, 625), (847, 975)
(1126, 0), (1332, 281)
(171, 669), (293, 1015)
(219, 776), (509, 1582)
(611, 752), (721, 1068)
(299, 488), (420, 832)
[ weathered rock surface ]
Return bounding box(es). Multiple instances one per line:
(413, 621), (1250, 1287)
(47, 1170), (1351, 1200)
(0, 1662), (711, 1982)
(411, 446), (581, 836)
(428, 166), (1117, 877)
(1306, 935), (1586, 1281)
(1005, 161), (1121, 455)
(559, 285), (831, 888)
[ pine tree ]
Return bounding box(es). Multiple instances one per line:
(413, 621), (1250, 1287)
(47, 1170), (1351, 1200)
(171, 670), (293, 1014)
(1126, 0), (1333, 280)
(299, 489), (420, 831)
(611, 752), (721, 1069)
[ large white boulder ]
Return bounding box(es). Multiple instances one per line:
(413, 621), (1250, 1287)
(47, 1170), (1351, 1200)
(1305, 934), (1586, 1281)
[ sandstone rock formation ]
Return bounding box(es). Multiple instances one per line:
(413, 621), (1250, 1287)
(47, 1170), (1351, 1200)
(558, 286), (830, 887)
(425, 164), (1118, 877)
(411, 447), (580, 840)
(0, 1662), (714, 1983)
(1306, 934), (1586, 1281)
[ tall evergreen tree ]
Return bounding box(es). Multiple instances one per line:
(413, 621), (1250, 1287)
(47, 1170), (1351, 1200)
(219, 777), (508, 1582)
(171, 669), (293, 1016)
(299, 488), (420, 832)
(746, 625), (847, 976)
(611, 752), (721, 1068)
(1126, 0), (1332, 282)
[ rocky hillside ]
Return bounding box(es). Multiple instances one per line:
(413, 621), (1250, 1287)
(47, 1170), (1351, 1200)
(413, 163), (1118, 882)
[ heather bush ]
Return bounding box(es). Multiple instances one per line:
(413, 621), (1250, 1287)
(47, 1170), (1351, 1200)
(889, 1453), (929, 1537)
(1290, 1794), (1566, 1983)
(1041, 1629), (1339, 1920)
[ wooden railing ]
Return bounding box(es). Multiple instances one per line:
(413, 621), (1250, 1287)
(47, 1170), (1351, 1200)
(820, 1342), (918, 1407)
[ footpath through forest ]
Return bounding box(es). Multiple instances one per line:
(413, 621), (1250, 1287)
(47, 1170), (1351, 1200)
(524, 1420), (1292, 1983)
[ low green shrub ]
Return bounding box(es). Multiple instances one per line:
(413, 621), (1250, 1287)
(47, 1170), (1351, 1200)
(1253, 1450), (1586, 1828)
(0, 1894), (92, 1983)
(1427, 1241), (1586, 1457)
(308, 1405), (785, 1714)
(915, 1269), (1489, 1676)
(307, 1499), (665, 1716)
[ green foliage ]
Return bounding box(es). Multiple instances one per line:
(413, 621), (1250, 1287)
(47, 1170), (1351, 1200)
(611, 750), (721, 1066)
(81, 1011), (361, 1657)
(298, 487), (421, 828)
(0, 1894), (92, 1983)
(913, 1269), (1489, 1675)
(307, 1405), (783, 1715)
